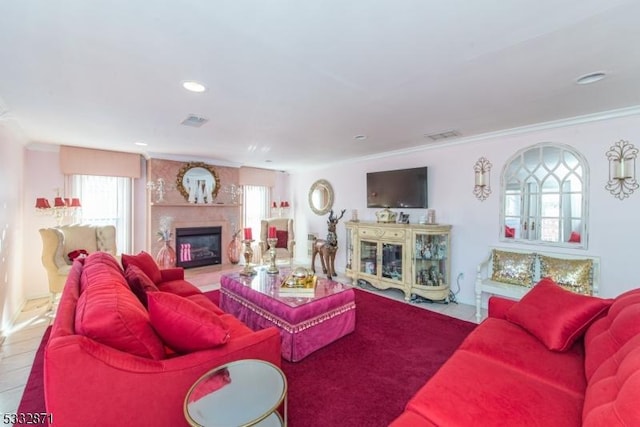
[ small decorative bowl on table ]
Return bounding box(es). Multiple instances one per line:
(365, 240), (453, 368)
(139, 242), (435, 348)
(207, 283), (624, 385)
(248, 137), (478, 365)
(280, 267), (318, 295)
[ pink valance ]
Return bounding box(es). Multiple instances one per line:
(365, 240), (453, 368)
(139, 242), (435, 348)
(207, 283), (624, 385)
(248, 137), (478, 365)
(60, 145), (142, 178)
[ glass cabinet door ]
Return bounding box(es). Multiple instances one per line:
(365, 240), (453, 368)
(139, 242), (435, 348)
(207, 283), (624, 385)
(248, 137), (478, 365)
(345, 225), (353, 270)
(414, 233), (448, 287)
(381, 243), (403, 282)
(360, 240), (377, 275)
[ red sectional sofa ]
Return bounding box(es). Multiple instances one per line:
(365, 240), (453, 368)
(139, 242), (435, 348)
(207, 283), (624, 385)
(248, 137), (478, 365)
(44, 252), (281, 427)
(390, 279), (640, 426)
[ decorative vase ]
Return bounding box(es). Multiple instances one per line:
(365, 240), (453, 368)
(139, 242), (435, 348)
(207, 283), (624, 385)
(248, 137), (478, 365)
(227, 235), (242, 264)
(156, 240), (176, 268)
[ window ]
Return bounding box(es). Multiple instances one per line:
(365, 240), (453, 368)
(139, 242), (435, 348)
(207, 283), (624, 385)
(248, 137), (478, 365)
(242, 184), (270, 239)
(501, 143), (588, 249)
(70, 175), (133, 253)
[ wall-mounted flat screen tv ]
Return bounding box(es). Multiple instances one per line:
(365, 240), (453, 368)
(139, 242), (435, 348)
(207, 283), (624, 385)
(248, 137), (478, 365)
(367, 166), (428, 208)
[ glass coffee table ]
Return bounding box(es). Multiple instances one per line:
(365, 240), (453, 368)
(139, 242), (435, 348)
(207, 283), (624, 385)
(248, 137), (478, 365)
(184, 359), (287, 426)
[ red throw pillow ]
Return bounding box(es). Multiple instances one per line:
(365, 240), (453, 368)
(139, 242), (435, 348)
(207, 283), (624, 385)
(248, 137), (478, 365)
(68, 249), (89, 262)
(121, 251), (162, 284)
(504, 226), (515, 238)
(75, 281), (165, 360)
(125, 265), (159, 307)
(505, 278), (612, 352)
(147, 292), (230, 353)
(276, 230), (288, 249)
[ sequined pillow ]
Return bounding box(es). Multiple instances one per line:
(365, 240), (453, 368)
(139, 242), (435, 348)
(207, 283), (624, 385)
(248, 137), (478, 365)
(491, 250), (535, 287)
(539, 255), (593, 295)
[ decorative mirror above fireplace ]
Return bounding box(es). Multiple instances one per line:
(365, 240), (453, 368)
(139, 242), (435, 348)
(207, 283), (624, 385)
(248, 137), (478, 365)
(176, 162), (220, 204)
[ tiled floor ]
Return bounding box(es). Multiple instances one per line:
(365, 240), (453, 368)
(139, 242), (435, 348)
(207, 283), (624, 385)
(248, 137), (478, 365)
(0, 275), (485, 415)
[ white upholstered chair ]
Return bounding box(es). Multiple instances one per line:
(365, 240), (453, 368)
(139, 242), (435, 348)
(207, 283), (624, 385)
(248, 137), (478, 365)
(39, 224), (117, 300)
(259, 218), (295, 265)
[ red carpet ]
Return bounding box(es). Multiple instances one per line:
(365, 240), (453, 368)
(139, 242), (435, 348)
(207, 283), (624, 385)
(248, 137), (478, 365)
(16, 289), (475, 426)
(14, 326), (51, 427)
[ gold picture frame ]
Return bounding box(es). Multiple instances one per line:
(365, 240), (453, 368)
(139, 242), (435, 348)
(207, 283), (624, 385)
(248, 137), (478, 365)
(176, 162), (220, 204)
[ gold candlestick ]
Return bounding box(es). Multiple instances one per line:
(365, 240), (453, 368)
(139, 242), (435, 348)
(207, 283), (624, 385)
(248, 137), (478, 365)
(240, 239), (257, 276)
(266, 237), (279, 274)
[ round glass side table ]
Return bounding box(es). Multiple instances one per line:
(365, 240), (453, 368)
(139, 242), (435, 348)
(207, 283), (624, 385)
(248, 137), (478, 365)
(184, 359), (287, 427)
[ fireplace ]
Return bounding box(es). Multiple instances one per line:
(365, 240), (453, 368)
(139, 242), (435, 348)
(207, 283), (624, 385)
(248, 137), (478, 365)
(175, 226), (222, 269)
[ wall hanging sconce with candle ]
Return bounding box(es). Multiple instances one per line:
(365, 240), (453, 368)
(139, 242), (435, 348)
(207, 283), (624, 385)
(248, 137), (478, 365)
(271, 201), (290, 218)
(605, 139), (639, 200)
(473, 157), (492, 201)
(35, 190), (81, 225)
(147, 178), (175, 203)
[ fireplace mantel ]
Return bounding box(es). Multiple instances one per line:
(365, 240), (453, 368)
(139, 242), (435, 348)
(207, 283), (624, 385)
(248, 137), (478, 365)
(150, 203), (240, 207)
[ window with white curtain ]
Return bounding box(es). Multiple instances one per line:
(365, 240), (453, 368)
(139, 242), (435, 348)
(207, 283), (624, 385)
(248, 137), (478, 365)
(70, 175), (133, 253)
(242, 185), (270, 238)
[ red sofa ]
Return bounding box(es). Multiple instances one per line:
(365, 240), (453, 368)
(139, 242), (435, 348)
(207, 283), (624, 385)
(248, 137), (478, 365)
(390, 279), (640, 426)
(44, 252), (281, 427)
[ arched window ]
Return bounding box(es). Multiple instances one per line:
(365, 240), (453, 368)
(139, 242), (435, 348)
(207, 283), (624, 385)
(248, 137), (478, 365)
(500, 143), (589, 249)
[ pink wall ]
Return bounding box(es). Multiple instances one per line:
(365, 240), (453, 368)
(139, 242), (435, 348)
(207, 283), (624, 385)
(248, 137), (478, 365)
(22, 149), (66, 300)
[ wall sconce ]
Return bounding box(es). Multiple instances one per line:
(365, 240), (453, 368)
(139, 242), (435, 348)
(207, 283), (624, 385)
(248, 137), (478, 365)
(222, 184), (243, 204)
(35, 192), (81, 225)
(147, 178), (175, 203)
(605, 139), (639, 200)
(473, 157), (492, 201)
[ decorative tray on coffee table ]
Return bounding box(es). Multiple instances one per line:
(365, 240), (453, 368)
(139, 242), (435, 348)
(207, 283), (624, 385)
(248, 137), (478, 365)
(279, 267), (318, 295)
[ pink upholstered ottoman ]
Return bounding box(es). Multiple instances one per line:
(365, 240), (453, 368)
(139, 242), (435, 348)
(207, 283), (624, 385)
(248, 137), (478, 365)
(220, 269), (356, 362)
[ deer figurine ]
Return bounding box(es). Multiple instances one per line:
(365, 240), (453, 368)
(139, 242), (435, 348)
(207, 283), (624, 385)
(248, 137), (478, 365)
(311, 209), (346, 279)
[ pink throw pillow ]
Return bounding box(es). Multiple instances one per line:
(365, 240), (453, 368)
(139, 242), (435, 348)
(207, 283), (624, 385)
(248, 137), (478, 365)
(121, 251), (162, 284)
(505, 278), (612, 351)
(147, 292), (230, 353)
(125, 265), (159, 307)
(276, 230), (288, 249)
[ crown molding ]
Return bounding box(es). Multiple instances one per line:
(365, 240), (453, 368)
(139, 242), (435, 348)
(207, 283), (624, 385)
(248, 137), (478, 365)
(145, 152), (243, 168)
(287, 105), (640, 173)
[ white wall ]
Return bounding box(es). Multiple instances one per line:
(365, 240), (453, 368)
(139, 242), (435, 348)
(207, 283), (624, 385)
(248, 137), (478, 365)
(290, 114), (640, 306)
(0, 122), (27, 333)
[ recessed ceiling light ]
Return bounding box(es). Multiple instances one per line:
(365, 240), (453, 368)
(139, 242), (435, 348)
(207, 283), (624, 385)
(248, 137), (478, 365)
(575, 72), (606, 85)
(134, 141), (148, 146)
(354, 135), (367, 141)
(181, 80), (207, 93)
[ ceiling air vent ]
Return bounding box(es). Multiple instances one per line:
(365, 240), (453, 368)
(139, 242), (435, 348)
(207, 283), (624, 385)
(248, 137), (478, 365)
(181, 114), (209, 128)
(425, 130), (461, 141)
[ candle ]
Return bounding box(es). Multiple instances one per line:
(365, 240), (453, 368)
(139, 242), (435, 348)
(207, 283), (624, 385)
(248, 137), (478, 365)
(268, 226), (277, 239)
(616, 159), (629, 179)
(243, 228), (252, 240)
(475, 173), (485, 187)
